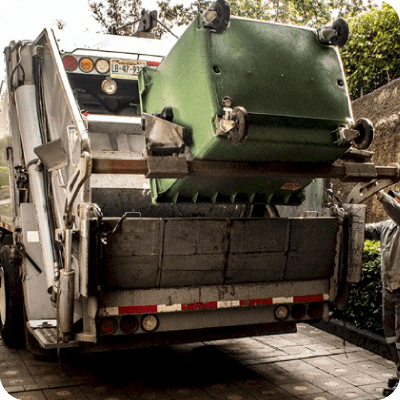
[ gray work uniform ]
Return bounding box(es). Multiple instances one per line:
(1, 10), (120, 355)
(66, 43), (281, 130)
(365, 192), (400, 375)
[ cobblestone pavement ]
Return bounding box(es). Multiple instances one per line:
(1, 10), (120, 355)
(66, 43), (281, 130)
(0, 323), (397, 400)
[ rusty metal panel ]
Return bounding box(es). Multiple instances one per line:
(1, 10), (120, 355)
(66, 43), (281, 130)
(99, 216), (339, 290)
(284, 250), (335, 280)
(226, 253), (286, 283)
(102, 219), (162, 288)
(162, 254), (226, 271)
(160, 270), (224, 287)
(229, 219), (289, 252)
(163, 219), (229, 256)
(105, 219), (161, 255)
(161, 254), (225, 287)
(284, 218), (338, 280)
(104, 255), (159, 288)
(289, 218), (338, 250)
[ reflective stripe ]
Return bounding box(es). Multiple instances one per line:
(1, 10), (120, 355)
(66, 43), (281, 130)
(218, 300), (240, 308)
(273, 297), (293, 304)
(293, 294), (324, 303)
(158, 304), (181, 313)
(98, 293), (329, 316)
(240, 298), (273, 307)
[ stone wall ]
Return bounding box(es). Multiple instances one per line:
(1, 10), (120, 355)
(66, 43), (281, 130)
(343, 78), (400, 223)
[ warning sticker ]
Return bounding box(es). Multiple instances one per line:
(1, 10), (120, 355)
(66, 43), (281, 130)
(27, 231), (40, 243)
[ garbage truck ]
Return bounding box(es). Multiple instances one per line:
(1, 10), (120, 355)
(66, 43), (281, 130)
(0, 1), (397, 352)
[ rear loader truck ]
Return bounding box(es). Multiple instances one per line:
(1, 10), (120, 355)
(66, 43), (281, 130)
(0, 1), (395, 352)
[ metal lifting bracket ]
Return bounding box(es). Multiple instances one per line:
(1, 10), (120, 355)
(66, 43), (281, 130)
(64, 151), (92, 227)
(346, 174), (400, 204)
(342, 161), (400, 203)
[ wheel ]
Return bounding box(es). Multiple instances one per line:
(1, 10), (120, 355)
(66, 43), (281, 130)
(0, 245), (25, 348)
(352, 118), (374, 150)
(331, 18), (349, 48)
(205, 0), (230, 34)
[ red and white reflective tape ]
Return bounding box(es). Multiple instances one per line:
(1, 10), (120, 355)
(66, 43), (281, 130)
(99, 293), (329, 317)
(0, 221), (12, 231)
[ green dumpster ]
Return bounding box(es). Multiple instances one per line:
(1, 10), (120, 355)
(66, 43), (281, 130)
(139, 14), (353, 204)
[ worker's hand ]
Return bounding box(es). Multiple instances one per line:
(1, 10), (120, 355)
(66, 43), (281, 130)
(376, 190), (384, 200)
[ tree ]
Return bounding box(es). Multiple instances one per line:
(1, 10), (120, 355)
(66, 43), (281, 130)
(158, 0), (372, 29)
(341, 3), (400, 99)
(89, 0), (371, 38)
(89, 0), (143, 35)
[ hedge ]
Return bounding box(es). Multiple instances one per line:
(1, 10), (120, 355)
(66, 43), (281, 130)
(346, 240), (383, 334)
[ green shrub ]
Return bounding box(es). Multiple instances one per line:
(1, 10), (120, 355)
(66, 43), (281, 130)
(341, 3), (400, 100)
(346, 240), (382, 334)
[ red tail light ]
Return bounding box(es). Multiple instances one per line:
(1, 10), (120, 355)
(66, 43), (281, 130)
(63, 56), (77, 72)
(99, 317), (117, 335)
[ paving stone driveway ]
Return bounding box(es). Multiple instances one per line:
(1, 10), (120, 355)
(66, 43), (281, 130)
(0, 323), (397, 400)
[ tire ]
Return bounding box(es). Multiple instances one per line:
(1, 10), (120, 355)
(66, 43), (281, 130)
(331, 18), (349, 48)
(0, 245), (25, 348)
(352, 118), (374, 150)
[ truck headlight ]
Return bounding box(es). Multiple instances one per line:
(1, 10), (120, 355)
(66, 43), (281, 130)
(101, 78), (117, 95)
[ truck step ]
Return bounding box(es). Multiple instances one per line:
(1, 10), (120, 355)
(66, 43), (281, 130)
(27, 320), (79, 349)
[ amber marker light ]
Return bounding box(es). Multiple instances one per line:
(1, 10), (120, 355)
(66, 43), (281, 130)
(79, 57), (94, 73)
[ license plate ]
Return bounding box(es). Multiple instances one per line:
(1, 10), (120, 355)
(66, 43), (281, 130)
(110, 59), (146, 80)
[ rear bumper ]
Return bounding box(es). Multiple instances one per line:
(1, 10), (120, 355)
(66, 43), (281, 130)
(79, 321), (297, 353)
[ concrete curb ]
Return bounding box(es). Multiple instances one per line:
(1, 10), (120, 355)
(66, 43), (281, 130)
(311, 318), (393, 361)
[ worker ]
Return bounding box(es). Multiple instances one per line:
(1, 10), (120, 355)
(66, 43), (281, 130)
(365, 190), (400, 396)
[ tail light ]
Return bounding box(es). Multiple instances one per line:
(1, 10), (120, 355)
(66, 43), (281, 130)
(63, 56), (77, 72)
(141, 315), (159, 332)
(274, 305), (289, 321)
(308, 302), (324, 319)
(99, 317), (117, 336)
(291, 304), (307, 320)
(120, 316), (139, 334)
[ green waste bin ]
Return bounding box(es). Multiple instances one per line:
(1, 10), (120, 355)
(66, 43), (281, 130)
(139, 14), (352, 204)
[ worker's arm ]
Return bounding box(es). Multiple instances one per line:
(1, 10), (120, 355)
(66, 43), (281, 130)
(377, 191), (400, 226)
(365, 221), (382, 241)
